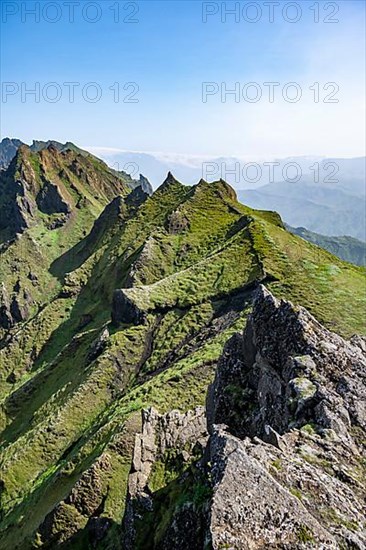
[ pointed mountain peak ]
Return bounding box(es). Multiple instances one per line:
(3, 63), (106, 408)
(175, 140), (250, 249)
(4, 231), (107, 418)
(217, 178), (237, 201)
(14, 144), (32, 165)
(192, 177), (237, 202)
(165, 171), (177, 184)
(138, 174), (153, 195)
(156, 171), (184, 193)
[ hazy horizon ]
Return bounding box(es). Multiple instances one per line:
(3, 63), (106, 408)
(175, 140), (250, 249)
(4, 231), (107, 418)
(1, 0), (365, 158)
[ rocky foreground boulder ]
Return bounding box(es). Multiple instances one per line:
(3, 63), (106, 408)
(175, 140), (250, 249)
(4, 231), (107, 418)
(125, 286), (366, 549)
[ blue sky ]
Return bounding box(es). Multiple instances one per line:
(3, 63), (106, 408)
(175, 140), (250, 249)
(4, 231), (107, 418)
(1, 0), (365, 158)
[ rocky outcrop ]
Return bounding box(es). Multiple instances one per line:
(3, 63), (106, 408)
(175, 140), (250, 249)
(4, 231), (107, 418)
(205, 285), (366, 548)
(36, 180), (71, 217)
(167, 210), (189, 234)
(208, 427), (336, 549)
(130, 286), (366, 548)
(124, 407), (208, 549)
(209, 285), (366, 444)
(128, 407), (207, 498)
(138, 174), (153, 196)
(0, 282), (33, 330)
(112, 289), (146, 326)
(9, 293), (31, 324)
(128, 174), (153, 196)
(87, 327), (110, 361)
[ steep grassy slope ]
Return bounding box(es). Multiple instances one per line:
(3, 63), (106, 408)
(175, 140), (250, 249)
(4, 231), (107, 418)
(0, 168), (365, 549)
(0, 144), (149, 343)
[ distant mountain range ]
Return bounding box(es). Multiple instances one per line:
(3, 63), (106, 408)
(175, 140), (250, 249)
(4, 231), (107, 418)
(88, 147), (366, 241)
(86, 147), (365, 191)
(287, 225), (365, 266)
(1, 138), (365, 244)
(237, 179), (366, 241)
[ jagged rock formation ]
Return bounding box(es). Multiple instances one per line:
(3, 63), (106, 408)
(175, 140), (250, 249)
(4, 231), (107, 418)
(205, 286), (366, 548)
(129, 407), (207, 498)
(134, 286), (366, 548)
(0, 138), (24, 170)
(124, 407), (208, 548)
(128, 174), (153, 196)
(209, 285), (366, 442)
(0, 154), (365, 549)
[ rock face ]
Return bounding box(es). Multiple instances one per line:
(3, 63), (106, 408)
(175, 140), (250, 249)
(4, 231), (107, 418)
(208, 428), (336, 549)
(124, 407), (208, 549)
(132, 286), (366, 549)
(0, 137), (24, 169)
(206, 285), (366, 549)
(112, 289), (146, 325)
(36, 180), (71, 216)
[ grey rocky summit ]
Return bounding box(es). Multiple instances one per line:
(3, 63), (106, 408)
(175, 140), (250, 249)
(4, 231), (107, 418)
(0, 137), (24, 170)
(125, 285), (366, 548)
(206, 285), (366, 549)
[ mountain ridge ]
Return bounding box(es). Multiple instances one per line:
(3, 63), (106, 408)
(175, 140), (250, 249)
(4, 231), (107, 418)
(2, 138), (364, 240)
(0, 144), (365, 549)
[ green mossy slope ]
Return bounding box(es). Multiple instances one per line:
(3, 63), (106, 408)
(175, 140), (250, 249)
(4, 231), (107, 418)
(0, 164), (365, 549)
